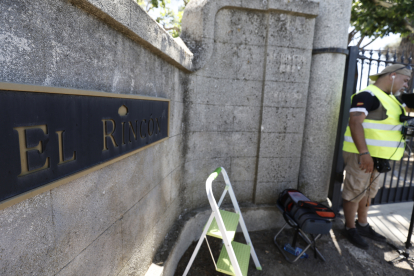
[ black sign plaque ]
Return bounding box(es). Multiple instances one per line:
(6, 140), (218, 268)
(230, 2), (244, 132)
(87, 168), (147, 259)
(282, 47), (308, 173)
(0, 83), (169, 205)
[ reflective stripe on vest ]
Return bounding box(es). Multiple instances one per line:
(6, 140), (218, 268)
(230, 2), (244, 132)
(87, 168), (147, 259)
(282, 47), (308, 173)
(343, 136), (404, 148)
(361, 122), (402, 132)
(343, 84), (405, 160)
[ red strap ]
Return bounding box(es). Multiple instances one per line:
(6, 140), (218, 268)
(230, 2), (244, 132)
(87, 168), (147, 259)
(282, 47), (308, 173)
(316, 211), (335, 218)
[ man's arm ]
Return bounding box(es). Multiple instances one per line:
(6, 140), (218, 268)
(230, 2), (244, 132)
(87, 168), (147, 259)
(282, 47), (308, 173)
(349, 112), (374, 173)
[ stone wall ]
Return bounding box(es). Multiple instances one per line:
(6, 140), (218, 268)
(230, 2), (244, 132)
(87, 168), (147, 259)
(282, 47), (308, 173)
(180, 0), (319, 209)
(0, 0), (352, 275)
(299, 0), (352, 201)
(0, 0), (189, 275)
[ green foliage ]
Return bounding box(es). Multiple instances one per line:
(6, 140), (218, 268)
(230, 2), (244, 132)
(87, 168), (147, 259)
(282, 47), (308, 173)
(137, 0), (166, 10)
(351, 0), (414, 39)
(137, 0), (190, 38)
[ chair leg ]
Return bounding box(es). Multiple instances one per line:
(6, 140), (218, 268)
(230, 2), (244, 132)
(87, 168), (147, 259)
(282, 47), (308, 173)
(274, 225), (327, 263)
(298, 231), (326, 262)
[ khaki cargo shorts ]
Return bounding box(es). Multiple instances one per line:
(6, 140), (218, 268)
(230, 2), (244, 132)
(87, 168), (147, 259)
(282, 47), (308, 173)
(342, 151), (381, 202)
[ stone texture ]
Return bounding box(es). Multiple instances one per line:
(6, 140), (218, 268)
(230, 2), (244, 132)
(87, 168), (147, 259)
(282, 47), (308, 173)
(121, 176), (171, 265)
(257, 157), (301, 184)
(312, 0), (352, 49)
(223, 181), (255, 203)
(68, 0), (193, 71)
(181, 0), (318, 70)
(232, 132), (259, 157)
(230, 157), (257, 182)
(192, 76), (262, 106)
(237, 205), (282, 232)
(56, 221), (123, 276)
(267, 0), (319, 16)
(255, 181), (297, 204)
(1, 1), (187, 275)
(267, 12), (315, 49)
(169, 101), (184, 137)
(51, 170), (124, 272)
(299, 53), (347, 200)
(200, 42), (266, 81)
(181, 157), (232, 210)
(259, 133), (303, 158)
(186, 104), (261, 132)
(0, 0), (356, 275)
(265, 46), (313, 83)
(186, 132), (234, 159)
(214, 9), (267, 46)
(185, 132), (259, 161)
(0, 193), (57, 275)
(182, 1), (318, 213)
(261, 107), (306, 134)
(119, 198), (181, 276)
(299, 0), (352, 201)
(0, 0), (183, 94)
(263, 81), (309, 108)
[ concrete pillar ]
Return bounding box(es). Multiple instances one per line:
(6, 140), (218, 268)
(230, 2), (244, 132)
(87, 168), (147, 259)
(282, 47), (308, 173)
(298, 0), (352, 201)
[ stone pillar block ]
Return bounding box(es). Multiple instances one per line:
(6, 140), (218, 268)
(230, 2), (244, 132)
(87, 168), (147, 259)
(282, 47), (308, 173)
(299, 0), (352, 201)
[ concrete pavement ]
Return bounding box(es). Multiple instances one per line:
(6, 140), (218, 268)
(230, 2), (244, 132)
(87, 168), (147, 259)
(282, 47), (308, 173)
(366, 202), (414, 248)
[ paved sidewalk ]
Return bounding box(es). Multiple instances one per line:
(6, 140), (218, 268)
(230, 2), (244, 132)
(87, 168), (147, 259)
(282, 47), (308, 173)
(366, 202), (414, 247)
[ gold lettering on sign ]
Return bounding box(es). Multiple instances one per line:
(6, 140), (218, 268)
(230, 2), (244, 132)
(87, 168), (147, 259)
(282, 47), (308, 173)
(121, 122), (126, 145)
(140, 119), (147, 138)
(56, 131), (76, 164)
(102, 119), (118, 151)
(148, 118), (154, 137)
(128, 121), (137, 142)
(14, 125), (50, 176)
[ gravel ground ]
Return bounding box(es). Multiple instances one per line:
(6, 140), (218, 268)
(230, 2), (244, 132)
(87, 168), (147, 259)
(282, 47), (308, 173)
(174, 218), (414, 276)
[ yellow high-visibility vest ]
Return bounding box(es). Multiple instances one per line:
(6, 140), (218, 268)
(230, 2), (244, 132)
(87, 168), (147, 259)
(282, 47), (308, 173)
(343, 84), (405, 160)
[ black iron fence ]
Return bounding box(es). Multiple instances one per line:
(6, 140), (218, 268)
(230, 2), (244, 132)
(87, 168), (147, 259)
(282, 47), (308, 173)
(356, 48), (414, 94)
(329, 46), (414, 213)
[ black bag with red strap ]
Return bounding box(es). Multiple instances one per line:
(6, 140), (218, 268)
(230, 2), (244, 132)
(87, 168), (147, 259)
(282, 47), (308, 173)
(278, 189), (335, 235)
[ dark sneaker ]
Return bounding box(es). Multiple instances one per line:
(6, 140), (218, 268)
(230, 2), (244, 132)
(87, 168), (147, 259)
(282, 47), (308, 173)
(356, 220), (386, 242)
(344, 227), (369, 249)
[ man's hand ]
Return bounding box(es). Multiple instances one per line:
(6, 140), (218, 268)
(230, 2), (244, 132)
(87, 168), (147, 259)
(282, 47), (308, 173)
(359, 154), (374, 173)
(349, 111), (373, 173)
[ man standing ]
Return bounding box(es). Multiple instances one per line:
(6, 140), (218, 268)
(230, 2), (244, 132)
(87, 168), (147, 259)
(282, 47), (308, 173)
(342, 64), (412, 249)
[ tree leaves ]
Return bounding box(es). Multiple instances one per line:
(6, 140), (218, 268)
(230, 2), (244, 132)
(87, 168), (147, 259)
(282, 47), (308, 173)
(137, 0), (190, 37)
(351, 0), (414, 39)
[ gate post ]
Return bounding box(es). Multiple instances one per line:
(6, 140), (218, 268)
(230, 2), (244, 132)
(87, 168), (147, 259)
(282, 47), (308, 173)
(328, 46), (359, 214)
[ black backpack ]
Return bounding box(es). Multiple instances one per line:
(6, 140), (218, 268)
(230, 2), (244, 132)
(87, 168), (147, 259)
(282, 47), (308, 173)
(278, 189), (335, 235)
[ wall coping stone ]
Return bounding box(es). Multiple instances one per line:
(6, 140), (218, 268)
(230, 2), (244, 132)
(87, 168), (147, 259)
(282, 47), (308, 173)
(180, 0), (319, 71)
(68, 0), (194, 72)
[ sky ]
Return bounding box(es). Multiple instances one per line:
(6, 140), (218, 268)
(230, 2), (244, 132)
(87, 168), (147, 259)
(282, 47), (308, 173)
(367, 34), (401, 50)
(348, 31), (401, 50)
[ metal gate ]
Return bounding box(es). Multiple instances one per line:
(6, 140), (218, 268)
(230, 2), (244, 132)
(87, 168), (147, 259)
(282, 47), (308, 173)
(329, 46), (414, 213)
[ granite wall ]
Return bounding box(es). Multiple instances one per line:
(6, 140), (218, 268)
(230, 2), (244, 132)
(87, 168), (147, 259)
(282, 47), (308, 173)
(0, 0), (351, 275)
(0, 0), (189, 275)
(299, 0), (352, 201)
(180, 0), (319, 208)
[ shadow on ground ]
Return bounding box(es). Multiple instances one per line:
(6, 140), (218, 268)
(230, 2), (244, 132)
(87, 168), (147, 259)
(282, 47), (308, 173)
(174, 216), (414, 276)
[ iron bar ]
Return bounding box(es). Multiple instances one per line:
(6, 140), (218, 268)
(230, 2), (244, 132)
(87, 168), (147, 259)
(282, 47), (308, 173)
(387, 160), (397, 203)
(401, 136), (413, 202)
